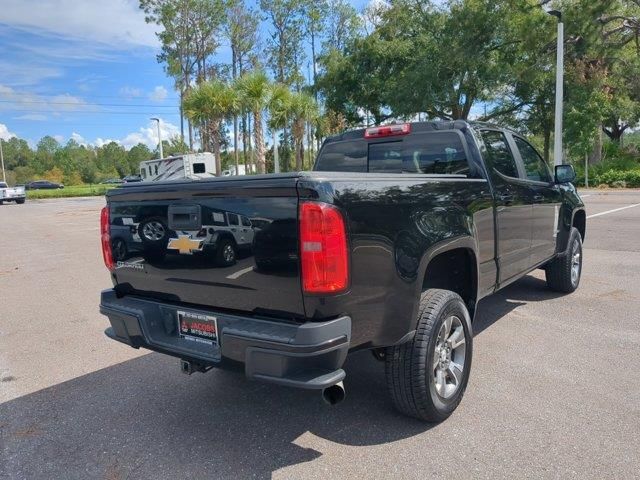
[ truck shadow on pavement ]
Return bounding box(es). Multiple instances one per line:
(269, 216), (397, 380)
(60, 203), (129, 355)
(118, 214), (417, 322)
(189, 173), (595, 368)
(474, 274), (566, 335)
(0, 274), (566, 479)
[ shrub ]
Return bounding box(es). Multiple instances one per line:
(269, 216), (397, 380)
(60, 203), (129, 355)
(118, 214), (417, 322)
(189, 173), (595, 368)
(43, 166), (64, 183)
(63, 171), (84, 186)
(588, 169), (640, 188)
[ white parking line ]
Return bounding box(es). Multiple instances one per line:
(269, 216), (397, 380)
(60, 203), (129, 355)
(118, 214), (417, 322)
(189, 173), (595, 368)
(226, 266), (254, 279)
(580, 194), (591, 198)
(587, 203), (640, 219)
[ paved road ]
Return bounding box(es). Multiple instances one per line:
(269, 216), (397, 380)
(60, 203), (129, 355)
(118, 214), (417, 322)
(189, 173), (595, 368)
(1, 192), (639, 479)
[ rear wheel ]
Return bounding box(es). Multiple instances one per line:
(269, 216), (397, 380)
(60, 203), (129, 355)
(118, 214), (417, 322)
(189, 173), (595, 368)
(545, 227), (582, 293)
(138, 217), (169, 262)
(139, 217), (168, 245)
(385, 289), (472, 422)
(216, 239), (236, 266)
(16, 198), (25, 204)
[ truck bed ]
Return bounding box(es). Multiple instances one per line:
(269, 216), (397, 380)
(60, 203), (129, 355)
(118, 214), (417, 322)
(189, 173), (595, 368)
(106, 171), (495, 348)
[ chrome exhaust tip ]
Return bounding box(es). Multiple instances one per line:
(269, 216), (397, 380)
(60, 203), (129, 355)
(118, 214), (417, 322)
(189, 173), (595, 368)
(321, 381), (345, 405)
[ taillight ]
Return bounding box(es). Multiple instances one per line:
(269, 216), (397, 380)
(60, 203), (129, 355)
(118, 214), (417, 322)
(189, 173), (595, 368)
(364, 123), (411, 138)
(100, 206), (114, 271)
(299, 202), (349, 294)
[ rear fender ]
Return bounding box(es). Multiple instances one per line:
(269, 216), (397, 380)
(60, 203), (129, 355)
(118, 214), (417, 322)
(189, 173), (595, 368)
(412, 236), (479, 322)
(210, 231), (236, 247)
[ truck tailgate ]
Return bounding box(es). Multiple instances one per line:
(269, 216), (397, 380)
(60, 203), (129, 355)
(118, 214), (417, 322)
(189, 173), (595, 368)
(106, 175), (305, 320)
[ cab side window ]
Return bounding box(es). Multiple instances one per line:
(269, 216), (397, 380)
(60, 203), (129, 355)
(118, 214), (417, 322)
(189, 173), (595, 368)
(480, 130), (519, 178)
(228, 213), (239, 226)
(514, 137), (552, 183)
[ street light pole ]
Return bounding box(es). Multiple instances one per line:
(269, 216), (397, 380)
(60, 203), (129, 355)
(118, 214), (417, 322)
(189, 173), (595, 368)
(549, 10), (564, 166)
(0, 138), (6, 183)
(151, 117), (163, 159)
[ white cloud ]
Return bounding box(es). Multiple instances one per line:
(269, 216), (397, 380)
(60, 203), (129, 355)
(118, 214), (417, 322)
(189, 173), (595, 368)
(49, 93), (88, 112)
(0, 0), (158, 48)
(14, 114), (47, 121)
(94, 138), (119, 148)
(119, 86), (143, 99)
(0, 84), (89, 114)
(88, 119), (180, 150)
(0, 61), (63, 87)
(149, 86), (168, 102)
(70, 132), (87, 146)
(0, 123), (16, 140)
(53, 134), (65, 143)
(120, 119), (180, 149)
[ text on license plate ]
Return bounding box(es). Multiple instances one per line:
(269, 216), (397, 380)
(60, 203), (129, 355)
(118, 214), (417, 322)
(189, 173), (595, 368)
(177, 310), (218, 346)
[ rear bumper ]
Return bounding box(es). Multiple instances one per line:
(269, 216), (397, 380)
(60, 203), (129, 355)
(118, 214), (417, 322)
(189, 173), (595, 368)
(99, 289), (350, 389)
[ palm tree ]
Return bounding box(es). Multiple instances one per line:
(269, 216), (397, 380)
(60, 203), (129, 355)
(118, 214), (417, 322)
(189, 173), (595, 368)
(267, 83), (292, 173)
(183, 79), (239, 176)
(289, 92), (319, 171)
(235, 71), (271, 174)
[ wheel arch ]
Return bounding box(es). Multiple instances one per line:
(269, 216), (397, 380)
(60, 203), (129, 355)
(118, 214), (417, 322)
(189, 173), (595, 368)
(572, 208), (586, 242)
(212, 231), (237, 247)
(416, 237), (479, 321)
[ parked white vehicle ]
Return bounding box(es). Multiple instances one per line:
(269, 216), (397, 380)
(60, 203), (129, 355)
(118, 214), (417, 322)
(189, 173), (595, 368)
(0, 182), (26, 205)
(139, 153), (217, 182)
(221, 164), (256, 176)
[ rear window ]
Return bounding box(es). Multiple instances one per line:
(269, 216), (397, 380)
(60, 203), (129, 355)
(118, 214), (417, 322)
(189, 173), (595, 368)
(193, 162), (205, 174)
(0, 182), (7, 188)
(316, 131), (469, 175)
(211, 212), (227, 226)
(314, 140), (367, 172)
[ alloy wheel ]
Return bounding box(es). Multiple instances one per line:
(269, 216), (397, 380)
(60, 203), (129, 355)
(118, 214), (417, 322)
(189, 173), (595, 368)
(571, 238), (581, 286)
(432, 315), (467, 399)
(142, 221), (165, 241)
(223, 244), (235, 263)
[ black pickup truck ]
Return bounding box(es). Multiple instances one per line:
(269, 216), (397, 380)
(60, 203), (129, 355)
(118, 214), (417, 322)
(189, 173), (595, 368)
(99, 121), (585, 422)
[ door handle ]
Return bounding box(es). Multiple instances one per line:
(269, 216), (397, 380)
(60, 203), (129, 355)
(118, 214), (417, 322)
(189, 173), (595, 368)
(498, 193), (514, 204)
(533, 194), (544, 203)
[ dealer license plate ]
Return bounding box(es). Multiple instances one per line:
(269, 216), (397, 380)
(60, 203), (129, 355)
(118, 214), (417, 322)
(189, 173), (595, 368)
(177, 310), (218, 346)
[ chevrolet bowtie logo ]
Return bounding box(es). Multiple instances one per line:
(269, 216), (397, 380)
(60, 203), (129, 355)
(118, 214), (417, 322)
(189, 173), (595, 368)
(168, 235), (204, 255)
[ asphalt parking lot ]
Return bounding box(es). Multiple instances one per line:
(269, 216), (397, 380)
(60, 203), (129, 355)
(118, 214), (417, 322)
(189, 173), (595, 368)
(1, 191), (639, 479)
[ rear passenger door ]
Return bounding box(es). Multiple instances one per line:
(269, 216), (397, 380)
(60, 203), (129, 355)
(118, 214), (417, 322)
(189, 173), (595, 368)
(480, 130), (533, 285)
(227, 213), (242, 244)
(510, 135), (562, 266)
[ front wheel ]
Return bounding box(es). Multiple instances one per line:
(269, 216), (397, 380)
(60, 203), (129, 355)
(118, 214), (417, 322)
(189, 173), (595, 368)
(111, 238), (128, 261)
(16, 198), (25, 204)
(385, 289), (472, 422)
(545, 227), (582, 293)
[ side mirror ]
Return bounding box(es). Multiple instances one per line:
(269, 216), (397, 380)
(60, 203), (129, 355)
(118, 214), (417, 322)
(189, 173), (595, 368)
(555, 164), (576, 184)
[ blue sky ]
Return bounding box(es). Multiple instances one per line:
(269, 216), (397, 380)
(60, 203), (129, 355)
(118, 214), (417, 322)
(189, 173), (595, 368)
(0, 0), (371, 150)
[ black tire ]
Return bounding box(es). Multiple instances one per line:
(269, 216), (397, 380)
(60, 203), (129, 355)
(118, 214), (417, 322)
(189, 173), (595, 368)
(216, 239), (237, 266)
(111, 238), (128, 261)
(545, 227), (582, 293)
(0, 201), (3, 205)
(16, 198), (25, 204)
(385, 289), (473, 422)
(138, 217), (168, 247)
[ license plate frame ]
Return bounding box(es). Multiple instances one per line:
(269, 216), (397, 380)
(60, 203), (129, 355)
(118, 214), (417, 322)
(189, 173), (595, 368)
(176, 310), (219, 346)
